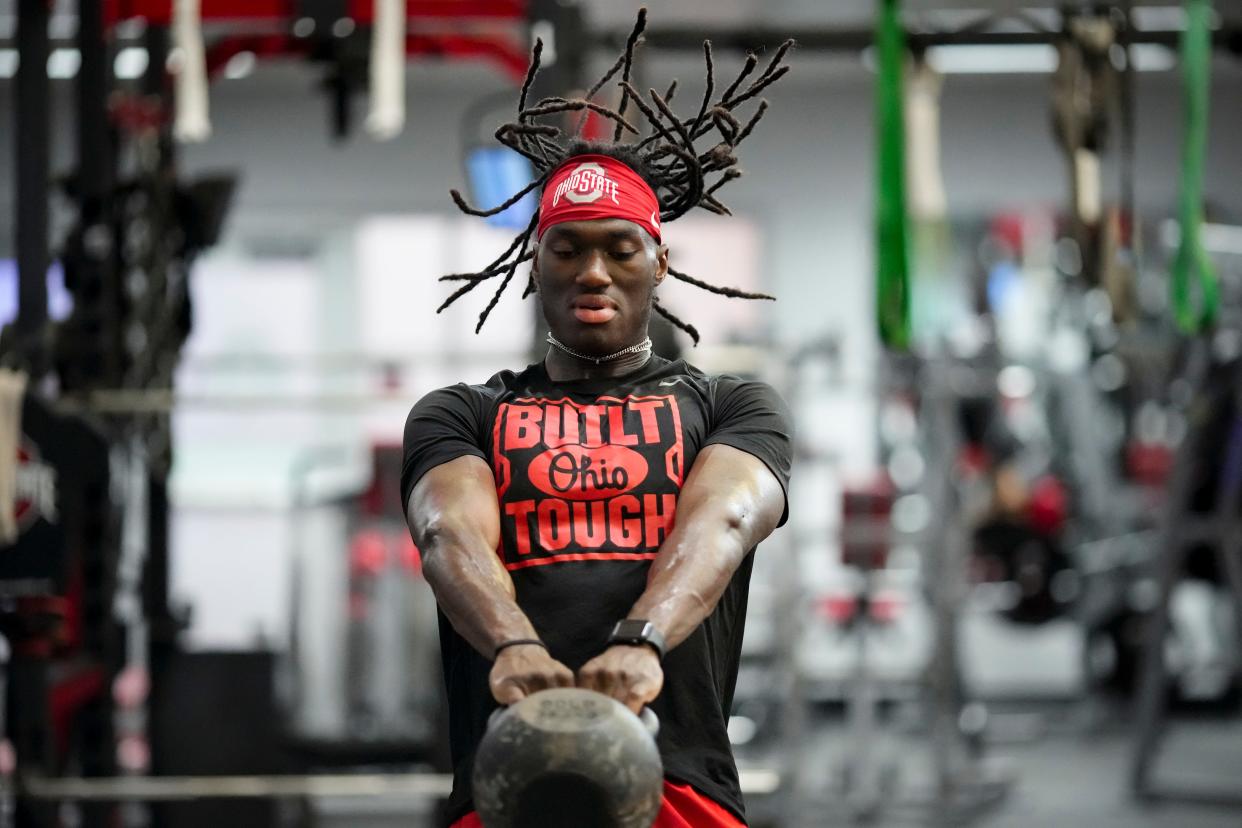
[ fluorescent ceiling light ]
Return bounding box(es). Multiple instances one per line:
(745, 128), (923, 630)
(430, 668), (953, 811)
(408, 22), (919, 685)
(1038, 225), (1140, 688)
(114, 47), (149, 80)
(1132, 6), (1187, 32)
(925, 43), (1174, 75)
(530, 20), (557, 67)
(1130, 44), (1176, 72)
(224, 50), (256, 79)
(47, 47), (80, 79)
(927, 44), (1056, 74)
(1161, 220), (1242, 256)
(0, 49), (16, 79)
(1202, 224), (1242, 256)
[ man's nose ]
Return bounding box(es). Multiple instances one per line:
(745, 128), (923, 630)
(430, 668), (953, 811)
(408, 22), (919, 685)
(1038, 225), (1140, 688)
(575, 250), (612, 287)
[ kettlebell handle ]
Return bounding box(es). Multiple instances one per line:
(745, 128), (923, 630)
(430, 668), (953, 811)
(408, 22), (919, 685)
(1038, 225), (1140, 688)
(639, 706), (660, 738)
(487, 698), (659, 737)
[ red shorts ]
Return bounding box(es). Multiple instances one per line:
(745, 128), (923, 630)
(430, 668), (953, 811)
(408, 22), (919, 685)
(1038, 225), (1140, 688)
(450, 780), (743, 827)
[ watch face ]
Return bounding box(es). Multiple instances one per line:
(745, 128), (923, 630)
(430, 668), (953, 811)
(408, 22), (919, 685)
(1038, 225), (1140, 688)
(611, 620), (664, 660)
(617, 620), (652, 638)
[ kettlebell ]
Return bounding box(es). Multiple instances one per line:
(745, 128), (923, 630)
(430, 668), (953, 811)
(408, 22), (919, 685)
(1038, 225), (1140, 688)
(472, 687), (663, 828)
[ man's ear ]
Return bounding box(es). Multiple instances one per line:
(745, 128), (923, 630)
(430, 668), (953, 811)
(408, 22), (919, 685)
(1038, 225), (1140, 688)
(653, 243), (669, 286)
(530, 248), (541, 289)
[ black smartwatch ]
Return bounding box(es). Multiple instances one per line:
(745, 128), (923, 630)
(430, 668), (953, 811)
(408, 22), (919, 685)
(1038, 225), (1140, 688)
(607, 619), (667, 661)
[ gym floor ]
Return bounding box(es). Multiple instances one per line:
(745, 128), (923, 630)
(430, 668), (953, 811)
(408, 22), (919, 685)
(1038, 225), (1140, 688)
(775, 708), (1242, 827)
(298, 708), (1242, 827)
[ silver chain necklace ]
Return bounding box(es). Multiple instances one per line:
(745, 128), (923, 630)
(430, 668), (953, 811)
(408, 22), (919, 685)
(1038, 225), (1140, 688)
(545, 333), (653, 366)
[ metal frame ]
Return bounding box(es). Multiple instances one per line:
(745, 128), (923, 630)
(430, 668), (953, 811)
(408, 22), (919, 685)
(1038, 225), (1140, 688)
(12, 0), (50, 368)
(102, 0), (527, 25)
(1130, 340), (1242, 805)
(98, 0), (532, 82)
(6, 7), (1238, 80)
(599, 23), (1242, 55)
(915, 358), (1013, 826)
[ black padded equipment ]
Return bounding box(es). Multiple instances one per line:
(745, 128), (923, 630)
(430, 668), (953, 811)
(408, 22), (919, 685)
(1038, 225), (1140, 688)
(973, 517), (1074, 625)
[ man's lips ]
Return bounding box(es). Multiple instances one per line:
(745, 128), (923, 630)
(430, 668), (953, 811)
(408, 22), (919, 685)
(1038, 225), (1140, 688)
(571, 296), (618, 324)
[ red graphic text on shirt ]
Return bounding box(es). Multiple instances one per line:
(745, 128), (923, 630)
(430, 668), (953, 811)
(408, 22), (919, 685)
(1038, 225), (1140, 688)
(492, 395), (684, 570)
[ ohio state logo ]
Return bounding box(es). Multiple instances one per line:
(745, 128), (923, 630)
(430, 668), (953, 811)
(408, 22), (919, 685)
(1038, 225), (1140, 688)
(528, 444), (647, 501)
(14, 437), (57, 534)
(552, 162), (621, 207)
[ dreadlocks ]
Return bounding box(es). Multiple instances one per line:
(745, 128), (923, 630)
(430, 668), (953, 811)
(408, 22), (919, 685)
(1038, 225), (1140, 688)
(439, 8), (794, 344)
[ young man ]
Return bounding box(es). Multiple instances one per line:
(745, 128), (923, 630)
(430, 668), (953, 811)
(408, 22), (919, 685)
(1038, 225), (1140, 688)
(403, 145), (790, 827)
(402, 18), (795, 827)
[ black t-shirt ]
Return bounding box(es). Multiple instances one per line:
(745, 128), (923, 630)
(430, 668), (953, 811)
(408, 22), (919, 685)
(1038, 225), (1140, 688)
(400, 356), (792, 826)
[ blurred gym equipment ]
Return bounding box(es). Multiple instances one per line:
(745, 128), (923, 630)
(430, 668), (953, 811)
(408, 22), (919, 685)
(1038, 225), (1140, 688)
(1131, 336), (1242, 803)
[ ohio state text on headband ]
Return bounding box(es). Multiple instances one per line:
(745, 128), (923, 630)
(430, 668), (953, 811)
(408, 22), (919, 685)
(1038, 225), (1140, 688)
(537, 155), (663, 243)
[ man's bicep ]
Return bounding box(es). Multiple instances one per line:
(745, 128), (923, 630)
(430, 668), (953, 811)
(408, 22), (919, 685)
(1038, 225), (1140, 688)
(705, 378), (793, 526)
(681, 444), (786, 542)
(406, 454), (501, 550)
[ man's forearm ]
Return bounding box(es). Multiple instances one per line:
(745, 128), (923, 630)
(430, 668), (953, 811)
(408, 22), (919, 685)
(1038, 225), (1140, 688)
(408, 456), (542, 661)
(421, 529), (541, 659)
(625, 444), (785, 651)
(625, 506), (751, 650)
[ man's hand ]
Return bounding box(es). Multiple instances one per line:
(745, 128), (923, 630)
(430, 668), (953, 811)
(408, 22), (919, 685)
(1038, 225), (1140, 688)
(576, 645), (664, 714)
(489, 644), (575, 706)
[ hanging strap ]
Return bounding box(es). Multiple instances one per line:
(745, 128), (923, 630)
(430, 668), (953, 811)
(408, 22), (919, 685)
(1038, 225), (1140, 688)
(1171, 0), (1217, 333)
(172, 0), (211, 142)
(367, 0), (406, 140)
(875, 0), (912, 350)
(905, 59), (946, 223)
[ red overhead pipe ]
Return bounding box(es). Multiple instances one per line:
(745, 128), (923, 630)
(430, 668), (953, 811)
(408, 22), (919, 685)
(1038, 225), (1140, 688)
(199, 31), (528, 82)
(104, 0), (525, 27)
(103, 0), (530, 83)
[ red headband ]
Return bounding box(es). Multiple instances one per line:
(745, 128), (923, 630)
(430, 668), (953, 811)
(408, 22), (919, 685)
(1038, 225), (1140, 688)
(537, 154), (662, 243)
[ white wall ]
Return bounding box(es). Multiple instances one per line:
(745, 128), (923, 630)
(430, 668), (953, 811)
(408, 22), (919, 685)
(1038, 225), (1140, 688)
(3, 38), (1241, 368)
(152, 53), (1242, 379)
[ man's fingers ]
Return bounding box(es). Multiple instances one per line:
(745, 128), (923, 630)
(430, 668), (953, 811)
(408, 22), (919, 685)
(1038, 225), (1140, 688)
(578, 665), (632, 705)
(576, 664), (602, 693)
(529, 662), (575, 690)
(626, 678), (661, 713)
(490, 655), (576, 705)
(533, 666), (572, 690)
(491, 679), (527, 706)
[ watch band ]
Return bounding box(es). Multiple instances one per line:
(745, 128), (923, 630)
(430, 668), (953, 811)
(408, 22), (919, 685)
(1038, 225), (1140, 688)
(607, 619), (666, 661)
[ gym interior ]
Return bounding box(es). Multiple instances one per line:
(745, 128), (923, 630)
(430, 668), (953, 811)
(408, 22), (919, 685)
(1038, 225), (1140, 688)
(1, 1), (1241, 826)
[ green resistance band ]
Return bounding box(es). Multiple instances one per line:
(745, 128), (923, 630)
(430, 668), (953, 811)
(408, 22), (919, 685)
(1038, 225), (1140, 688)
(875, 0), (912, 350)
(1172, 0), (1218, 333)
